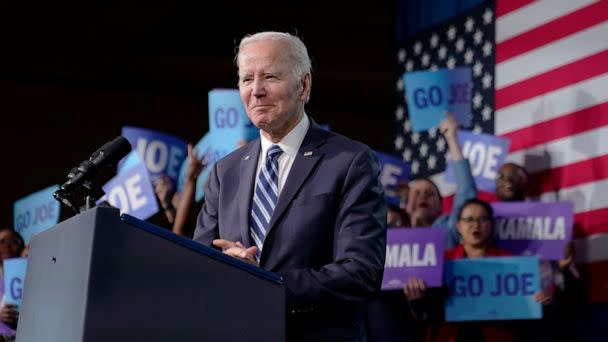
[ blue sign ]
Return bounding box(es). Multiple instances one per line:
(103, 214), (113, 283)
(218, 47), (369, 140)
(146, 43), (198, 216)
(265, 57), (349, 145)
(101, 163), (159, 220)
(404, 67), (472, 132)
(3, 258), (27, 307)
(208, 89), (258, 161)
(117, 150), (144, 174)
(445, 130), (511, 191)
(121, 127), (187, 187)
(13, 185), (61, 244)
(177, 133), (215, 202)
(376, 151), (410, 207)
(444, 256), (541, 322)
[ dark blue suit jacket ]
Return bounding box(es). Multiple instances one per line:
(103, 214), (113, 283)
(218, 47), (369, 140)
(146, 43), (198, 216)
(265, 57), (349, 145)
(194, 121), (387, 341)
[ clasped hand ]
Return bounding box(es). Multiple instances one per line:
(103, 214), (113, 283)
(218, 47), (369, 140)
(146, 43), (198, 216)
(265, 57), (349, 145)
(213, 239), (259, 265)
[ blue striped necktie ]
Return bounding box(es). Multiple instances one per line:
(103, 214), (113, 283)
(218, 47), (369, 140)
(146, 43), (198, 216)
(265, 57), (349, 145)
(250, 145), (283, 259)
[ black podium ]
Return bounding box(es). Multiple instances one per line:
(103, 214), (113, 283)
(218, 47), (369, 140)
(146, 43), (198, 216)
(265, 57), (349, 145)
(16, 206), (285, 342)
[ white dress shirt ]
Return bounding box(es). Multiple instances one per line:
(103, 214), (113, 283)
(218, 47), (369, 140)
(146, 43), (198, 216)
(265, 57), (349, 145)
(256, 114), (310, 195)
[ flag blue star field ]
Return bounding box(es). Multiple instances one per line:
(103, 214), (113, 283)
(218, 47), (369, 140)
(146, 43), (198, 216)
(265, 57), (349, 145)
(395, 0), (608, 237)
(394, 2), (495, 178)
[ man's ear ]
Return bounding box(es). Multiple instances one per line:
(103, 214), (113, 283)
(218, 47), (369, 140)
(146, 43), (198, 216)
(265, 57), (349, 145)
(300, 73), (311, 102)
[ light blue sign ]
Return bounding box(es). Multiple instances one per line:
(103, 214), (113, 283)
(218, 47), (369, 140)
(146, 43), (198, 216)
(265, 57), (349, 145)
(404, 67), (472, 132)
(101, 163), (159, 220)
(208, 89), (258, 161)
(121, 127), (188, 187)
(3, 258), (27, 307)
(13, 185), (61, 244)
(445, 130), (511, 191)
(375, 151), (410, 207)
(444, 256), (541, 322)
(177, 133), (215, 202)
(117, 150), (144, 174)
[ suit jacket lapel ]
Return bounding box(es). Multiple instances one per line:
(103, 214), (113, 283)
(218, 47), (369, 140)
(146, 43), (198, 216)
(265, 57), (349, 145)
(238, 141), (260, 246)
(266, 122), (327, 236)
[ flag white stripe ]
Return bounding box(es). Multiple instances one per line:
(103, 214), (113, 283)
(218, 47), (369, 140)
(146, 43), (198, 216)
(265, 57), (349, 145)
(536, 178), (608, 213)
(572, 234), (608, 263)
(495, 73), (608, 135)
(496, 0), (597, 43)
(430, 171), (457, 197)
(496, 21), (608, 88)
(505, 126), (608, 174)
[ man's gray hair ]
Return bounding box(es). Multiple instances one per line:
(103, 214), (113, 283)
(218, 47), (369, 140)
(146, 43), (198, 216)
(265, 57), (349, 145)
(235, 31), (312, 79)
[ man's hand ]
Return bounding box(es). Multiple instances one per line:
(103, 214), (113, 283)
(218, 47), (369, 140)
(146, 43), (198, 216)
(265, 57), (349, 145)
(185, 143), (207, 184)
(403, 277), (427, 301)
(213, 239), (258, 265)
(534, 289), (553, 305)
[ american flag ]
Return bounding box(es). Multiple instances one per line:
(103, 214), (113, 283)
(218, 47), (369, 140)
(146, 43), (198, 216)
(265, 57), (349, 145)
(395, 0), (608, 238)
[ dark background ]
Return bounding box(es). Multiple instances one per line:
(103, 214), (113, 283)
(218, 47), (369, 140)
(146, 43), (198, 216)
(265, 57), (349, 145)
(0, 1), (398, 227)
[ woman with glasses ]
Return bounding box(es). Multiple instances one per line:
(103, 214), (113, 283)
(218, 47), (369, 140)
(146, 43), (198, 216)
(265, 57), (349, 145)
(404, 199), (516, 342)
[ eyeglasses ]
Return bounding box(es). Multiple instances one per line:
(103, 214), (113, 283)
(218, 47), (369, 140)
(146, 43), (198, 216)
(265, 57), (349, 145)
(459, 216), (491, 224)
(0, 237), (22, 247)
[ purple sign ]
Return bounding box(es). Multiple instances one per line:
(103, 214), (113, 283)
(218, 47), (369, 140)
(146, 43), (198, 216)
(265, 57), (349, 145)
(492, 202), (574, 260)
(101, 163), (159, 220)
(382, 228), (445, 290)
(445, 130), (510, 192)
(121, 126), (188, 188)
(376, 151), (410, 207)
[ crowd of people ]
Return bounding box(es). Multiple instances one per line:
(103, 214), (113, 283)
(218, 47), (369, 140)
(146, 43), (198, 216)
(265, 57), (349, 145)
(3, 30), (605, 341)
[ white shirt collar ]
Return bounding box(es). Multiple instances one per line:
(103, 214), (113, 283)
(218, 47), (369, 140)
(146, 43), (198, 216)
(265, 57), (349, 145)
(260, 113), (310, 159)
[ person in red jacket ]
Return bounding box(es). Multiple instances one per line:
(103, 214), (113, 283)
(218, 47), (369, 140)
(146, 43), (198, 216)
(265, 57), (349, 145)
(404, 198), (516, 342)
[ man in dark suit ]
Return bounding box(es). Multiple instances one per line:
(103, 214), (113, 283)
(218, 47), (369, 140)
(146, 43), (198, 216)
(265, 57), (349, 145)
(193, 31), (387, 341)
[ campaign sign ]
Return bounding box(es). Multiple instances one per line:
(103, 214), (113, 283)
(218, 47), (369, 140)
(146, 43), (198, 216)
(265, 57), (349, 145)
(101, 163), (159, 220)
(382, 228), (445, 290)
(13, 185), (61, 244)
(403, 67), (472, 132)
(376, 151), (410, 207)
(3, 258), (27, 307)
(117, 150), (144, 174)
(492, 202), (573, 260)
(445, 256), (541, 321)
(208, 89), (257, 161)
(121, 126), (187, 187)
(445, 130), (510, 191)
(177, 132), (215, 202)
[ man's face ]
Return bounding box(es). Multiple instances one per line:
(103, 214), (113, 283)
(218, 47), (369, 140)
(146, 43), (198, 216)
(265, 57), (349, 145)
(237, 39), (310, 137)
(496, 163), (528, 201)
(407, 179), (442, 221)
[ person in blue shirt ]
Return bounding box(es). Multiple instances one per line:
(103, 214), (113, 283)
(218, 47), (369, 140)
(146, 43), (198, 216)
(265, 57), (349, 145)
(366, 112), (476, 342)
(405, 111), (477, 248)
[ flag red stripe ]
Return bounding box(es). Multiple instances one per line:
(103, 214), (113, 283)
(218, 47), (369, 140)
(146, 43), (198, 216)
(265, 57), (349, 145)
(496, 0), (536, 17)
(527, 154), (608, 197)
(496, 1), (608, 63)
(495, 50), (608, 110)
(574, 208), (608, 237)
(502, 102), (608, 152)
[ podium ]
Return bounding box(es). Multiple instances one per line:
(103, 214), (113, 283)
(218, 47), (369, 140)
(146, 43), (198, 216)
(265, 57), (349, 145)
(16, 206), (285, 342)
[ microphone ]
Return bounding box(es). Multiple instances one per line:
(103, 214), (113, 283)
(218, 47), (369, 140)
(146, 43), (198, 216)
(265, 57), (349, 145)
(60, 136), (132, 192)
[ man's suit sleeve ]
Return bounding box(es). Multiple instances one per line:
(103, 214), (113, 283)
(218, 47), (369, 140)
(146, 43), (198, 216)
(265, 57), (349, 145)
(281, 148), (387, 305)
(193, 162), (220, 246)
